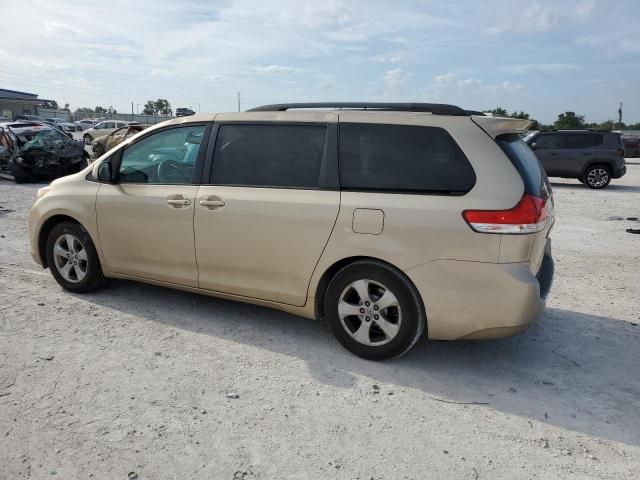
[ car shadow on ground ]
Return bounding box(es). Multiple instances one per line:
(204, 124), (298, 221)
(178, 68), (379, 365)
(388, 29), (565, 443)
(78, 279), (640, 447)
(550, 182), (640, 193)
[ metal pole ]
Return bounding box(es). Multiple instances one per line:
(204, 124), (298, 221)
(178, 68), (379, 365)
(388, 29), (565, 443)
(237, 92), (241, 112)
(618, 102), (623, 130)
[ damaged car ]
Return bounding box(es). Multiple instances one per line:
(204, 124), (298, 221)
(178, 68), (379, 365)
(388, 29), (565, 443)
(0, 122), (89, 183)
(91, 124), (149, 158)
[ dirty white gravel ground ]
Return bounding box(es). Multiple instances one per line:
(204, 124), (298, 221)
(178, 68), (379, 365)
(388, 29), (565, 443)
(1, 163), (639, 480)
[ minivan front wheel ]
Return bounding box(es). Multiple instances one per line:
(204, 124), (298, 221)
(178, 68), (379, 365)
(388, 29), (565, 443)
(583, 165), (611, 189)
(324, 260), (426, 360)
(45, 221), (105, 293)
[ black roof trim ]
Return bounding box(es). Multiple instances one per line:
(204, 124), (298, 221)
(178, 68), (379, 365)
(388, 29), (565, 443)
(546, 128), (612, 133)
(247, 102), (469, 116)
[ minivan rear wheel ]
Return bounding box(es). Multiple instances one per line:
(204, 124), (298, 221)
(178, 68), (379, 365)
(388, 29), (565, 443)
(45, 221), (105, 293)
(324, 260), (425, 360)
(583, 165), (611, 189)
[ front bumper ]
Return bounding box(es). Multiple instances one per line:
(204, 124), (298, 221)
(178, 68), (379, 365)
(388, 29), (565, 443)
(405, 252), (554, 340)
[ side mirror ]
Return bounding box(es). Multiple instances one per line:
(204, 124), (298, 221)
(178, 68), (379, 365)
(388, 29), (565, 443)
(529, 142), (537, 150)
(97, 161), (114, 183)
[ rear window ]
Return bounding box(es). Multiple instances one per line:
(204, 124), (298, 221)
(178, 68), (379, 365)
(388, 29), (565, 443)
(338, 123), (476, 194)
(497, 134), (550, 199)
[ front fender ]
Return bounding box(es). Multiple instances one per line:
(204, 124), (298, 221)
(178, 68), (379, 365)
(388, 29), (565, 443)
(29, 177), (102, 267)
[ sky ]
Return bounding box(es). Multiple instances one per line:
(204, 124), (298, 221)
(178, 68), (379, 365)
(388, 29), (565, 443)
(0, 0), (638, 123)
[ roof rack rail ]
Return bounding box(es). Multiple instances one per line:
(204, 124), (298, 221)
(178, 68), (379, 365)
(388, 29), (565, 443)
(552, 128), (610, 132)
(247, 102), (469, 116)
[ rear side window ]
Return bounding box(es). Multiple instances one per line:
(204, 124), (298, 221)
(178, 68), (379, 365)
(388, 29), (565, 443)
(211, 124), (327, 188)
(566, 133), (601, 149)
(497, 134), (550, 199)
(338, 123), (476, 194)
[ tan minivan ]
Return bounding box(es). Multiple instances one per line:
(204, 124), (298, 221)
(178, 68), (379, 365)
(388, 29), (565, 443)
(29, 103), (554, 359)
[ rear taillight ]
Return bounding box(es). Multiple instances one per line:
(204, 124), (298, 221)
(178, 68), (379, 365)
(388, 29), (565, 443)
(462, 194), (548, 234)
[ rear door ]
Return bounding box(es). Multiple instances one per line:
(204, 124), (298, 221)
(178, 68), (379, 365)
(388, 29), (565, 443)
(562, 133), (599, 176)
(194, 114), (340, 306)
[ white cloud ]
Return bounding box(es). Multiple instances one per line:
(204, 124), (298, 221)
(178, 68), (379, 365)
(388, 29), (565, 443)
(383, 68), (410, 86)
(576, 0), (596, 17)
(150, 68), (174, 78)
(422, 73), (524, 108)
(254, 65), (301, 75)
(372, 54), (402, 64)
(507, 63), (581, 74)
(486, 3), (559, 35)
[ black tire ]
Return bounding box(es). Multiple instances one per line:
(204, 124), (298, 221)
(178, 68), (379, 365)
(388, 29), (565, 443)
(323, 259), (426, 360)
(9, 164), (31, 184)
(45, 221), (105, 293)
(583, 164), (611, 189)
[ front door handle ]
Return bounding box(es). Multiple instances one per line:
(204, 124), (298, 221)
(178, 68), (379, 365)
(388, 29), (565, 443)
(199, 197), (225, 209)
(166, 196), (191, 207)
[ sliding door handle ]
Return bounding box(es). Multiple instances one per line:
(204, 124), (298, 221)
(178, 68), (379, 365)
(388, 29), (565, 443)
(199, 199), (225, 208)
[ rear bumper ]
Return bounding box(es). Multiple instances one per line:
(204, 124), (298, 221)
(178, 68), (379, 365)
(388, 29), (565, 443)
(405, 251), (554, 340)
(612, 164), (626, 179)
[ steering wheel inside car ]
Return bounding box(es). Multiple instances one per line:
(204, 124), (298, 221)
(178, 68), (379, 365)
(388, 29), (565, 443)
(157, 159), (186, 183)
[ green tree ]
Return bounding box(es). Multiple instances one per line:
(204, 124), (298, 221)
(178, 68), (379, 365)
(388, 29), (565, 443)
(153, 99), (172, 116)
(62, 103), (70, 112)
(74, 107), (95, 116)
(554, 111), (585, 129)
(142, 100), (155, 115)
(485, 106), (508, 116)
(510, 110), (530, 120)
(142, 99), (173, 116)
(95, 106), (107, 114)
(44, 100), (59, 110)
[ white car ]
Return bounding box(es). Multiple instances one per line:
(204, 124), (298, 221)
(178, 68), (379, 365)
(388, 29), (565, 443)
(82, 120), (130, 145)
(74, 119), (97, 131)
(45, 118), (79, 133)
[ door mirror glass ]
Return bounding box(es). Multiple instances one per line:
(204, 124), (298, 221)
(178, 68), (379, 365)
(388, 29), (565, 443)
(530, 142), (537, 150)
(97, 161), (113, 183)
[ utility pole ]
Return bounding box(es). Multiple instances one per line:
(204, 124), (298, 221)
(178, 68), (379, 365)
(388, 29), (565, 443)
(618, 102), (623, 130)
(237, 91), (241, 112)
(131, 101), (134, 120)
(198, 103), (200, 113)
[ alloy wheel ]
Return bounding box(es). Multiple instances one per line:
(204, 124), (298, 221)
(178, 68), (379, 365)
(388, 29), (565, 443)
(338, 279), (402, 346)
(587, 168), (609, 188)
(53, 234), (88, 283)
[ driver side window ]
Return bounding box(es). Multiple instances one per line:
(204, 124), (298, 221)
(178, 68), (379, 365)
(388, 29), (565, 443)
(118, 125), (205, 184)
